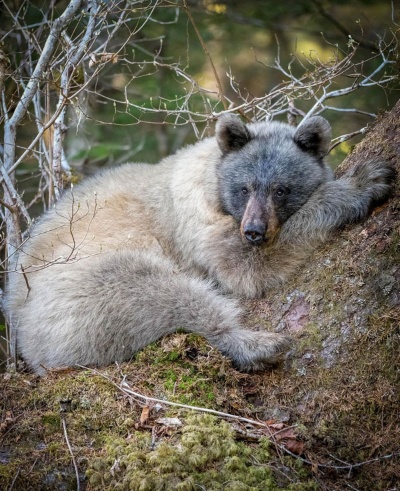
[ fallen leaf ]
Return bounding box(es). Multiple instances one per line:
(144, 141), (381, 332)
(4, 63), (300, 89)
(139, 406), (150, 425)
(270, 426), (304, 455)
(284, 437), (304, 455)
(268, 422), (285, 430)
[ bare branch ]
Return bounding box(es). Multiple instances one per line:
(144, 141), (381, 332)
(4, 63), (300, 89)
(183, 1), (228, 111)
(6, 0), (83, 134)
(60, 407), (81, 491)
(52, 0), (100, 201)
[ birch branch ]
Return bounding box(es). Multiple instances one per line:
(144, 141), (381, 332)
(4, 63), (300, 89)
(7, 0), (83, 133)
(52, 0), (99, 201)
(1, 0), (83, 260)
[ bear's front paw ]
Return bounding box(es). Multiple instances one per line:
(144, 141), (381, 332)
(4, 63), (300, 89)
(228, 332), (292, 372)
(351, 160), (396, 206)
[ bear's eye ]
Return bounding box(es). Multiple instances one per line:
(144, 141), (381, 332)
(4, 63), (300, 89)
(241, 187), (249, 196)
(274, 187), (288, 199)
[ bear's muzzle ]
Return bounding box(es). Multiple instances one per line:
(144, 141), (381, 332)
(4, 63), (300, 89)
(240, 195), (280, 246)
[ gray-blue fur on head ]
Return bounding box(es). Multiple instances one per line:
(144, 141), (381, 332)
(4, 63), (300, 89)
(215, 114), (333, 228)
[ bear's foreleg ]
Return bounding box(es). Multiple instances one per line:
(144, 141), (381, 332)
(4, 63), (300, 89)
(98, 251), (291, 372)
(279, 160), (395, 246)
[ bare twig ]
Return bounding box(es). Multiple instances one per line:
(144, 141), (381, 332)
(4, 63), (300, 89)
(311, 0), (377, 50)
(329, 126), (368, 151)
(20, 265), (31, 294)
(182, 0), (228, 110)
(52, 0), (99, 201)
(0, 163), (31, 226)
(7, 468), (20, 491)
(60, 409), (80, 491)
(121, 380), (265, 425)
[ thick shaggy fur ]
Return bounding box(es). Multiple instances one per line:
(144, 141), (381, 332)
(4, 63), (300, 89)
(5, 115), (394, 374)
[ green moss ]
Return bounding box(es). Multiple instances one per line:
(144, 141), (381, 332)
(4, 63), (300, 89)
(130, 334), (228, 407)
(87, 413), (315, 491)
(41, 412), (61, 427)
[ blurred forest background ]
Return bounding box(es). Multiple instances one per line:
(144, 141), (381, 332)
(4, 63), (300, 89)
(2, 0), (399, 181)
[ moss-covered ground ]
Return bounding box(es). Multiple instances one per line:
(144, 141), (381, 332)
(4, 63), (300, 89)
(0, 338), (320, 491)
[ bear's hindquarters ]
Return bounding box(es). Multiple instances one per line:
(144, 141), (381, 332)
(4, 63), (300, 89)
(15, 250), (289, 373)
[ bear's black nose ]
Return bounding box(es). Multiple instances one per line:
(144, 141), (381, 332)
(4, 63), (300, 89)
(243, 224), (265, 245)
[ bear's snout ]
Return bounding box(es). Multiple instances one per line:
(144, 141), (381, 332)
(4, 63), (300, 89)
(242, 221), (266, 245)
(240, 194), (281, 246)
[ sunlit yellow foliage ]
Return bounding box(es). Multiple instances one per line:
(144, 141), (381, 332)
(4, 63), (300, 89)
(203, 0), (227, 14)
(296, 36), (341, 64)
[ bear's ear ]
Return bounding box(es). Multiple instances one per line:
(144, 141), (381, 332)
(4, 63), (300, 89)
(216, 114), (251, 154)
(294, 116), (332, 159)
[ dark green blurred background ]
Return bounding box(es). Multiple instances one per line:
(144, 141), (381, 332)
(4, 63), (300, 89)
(2, 0), (398, 179)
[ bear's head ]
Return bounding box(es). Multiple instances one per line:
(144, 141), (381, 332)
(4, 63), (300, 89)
(215, 114), (332, 246)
